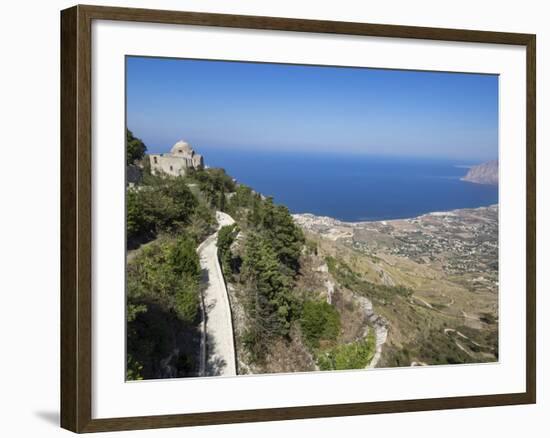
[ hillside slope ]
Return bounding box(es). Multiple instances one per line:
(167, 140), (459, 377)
(294, 205), (499, 367)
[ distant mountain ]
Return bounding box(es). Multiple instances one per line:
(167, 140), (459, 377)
(461, 160), (498, 185)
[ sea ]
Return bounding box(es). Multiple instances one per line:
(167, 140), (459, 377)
(199, 147), (498, 222)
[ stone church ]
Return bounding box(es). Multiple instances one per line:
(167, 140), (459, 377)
(149, 140), (204, 176)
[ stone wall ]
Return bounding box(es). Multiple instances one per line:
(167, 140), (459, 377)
(150, 154), (193, 176)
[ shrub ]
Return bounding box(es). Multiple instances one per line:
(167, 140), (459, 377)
(126, 235), (202, 378)
(126, 178), (198, 242)
(169, 236), (201, 322)
(127, 236), (200, 324)
(186, 203), (216, 243)
(480, 312), (497, 325)
(229, 184), (255, 209)
(188, 168), (236, 209)
(305, 239), (318, 255)
(126, 354), (144, 380)
(174, 277), (200, 325)
(317, 331), (376, 371)
(300, 300), (341, 349)
(217, 224), (239, 278)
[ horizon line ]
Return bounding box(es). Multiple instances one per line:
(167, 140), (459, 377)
(142, 143), (498, 163)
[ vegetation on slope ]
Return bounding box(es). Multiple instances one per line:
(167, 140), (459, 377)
(326, 255), (413, 303)
(127, 177), (200, 243)
(300, 299), (341, 349)
(239, 232), (302, 361)
(218, 186), (380, 372)
(214, 182), (324, 366)
(217, 223), (239, 278)
(317, 331), (376, 371)
(127, 236), (202, 379)
(126, 132), (241, 379)
(316, 238), (498, 368)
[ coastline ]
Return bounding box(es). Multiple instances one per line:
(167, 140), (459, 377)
(459, 176), (499, 185)
(292, 203), (499, 227)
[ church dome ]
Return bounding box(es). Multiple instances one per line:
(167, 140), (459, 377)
(171, 140), (193, 155)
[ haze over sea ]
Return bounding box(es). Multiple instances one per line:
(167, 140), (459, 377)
(199, 147), (498, 222)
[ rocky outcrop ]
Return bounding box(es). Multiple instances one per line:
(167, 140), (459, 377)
(461, 160), (498, 185)
(126, 164), (142, 186)
(355, 295), (388, 369)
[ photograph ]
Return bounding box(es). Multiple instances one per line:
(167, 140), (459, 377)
(125, 56), (499, 381)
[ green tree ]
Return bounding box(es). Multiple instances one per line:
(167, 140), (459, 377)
(300, 300), (341, 348)
(126, 178), (198, 242)
(261, 198), (305, 275)
(230, 184), (254, 209)
(169, 235), (201, 277)
(219, 186), (226, 212)
(127, 236), (200, 324)
(126, 189), (147, 239)
(126, 129), (147, 165)
(240, 233), (299, 360)
(168, 236), (201, 322)
(189, 168), (236, 209)
(186, 203), (216, 243)
(217, 224), (239, 278)
(246, 194), (262, 228)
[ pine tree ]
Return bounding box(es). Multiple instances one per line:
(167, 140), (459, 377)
(241, 233), (294, 359)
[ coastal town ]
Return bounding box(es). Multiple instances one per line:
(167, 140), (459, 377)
(295, 205), (498, 293)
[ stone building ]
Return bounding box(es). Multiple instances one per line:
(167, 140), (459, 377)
(149, 140), (204, 176)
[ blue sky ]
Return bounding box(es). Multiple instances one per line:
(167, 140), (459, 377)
(126, 56), (498, 161)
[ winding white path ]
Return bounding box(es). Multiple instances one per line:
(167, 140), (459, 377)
(353, 295), (388, 369)
(197, 211), (237, 377)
